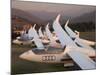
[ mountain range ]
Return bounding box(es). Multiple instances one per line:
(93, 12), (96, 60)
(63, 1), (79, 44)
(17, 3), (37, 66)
(12, 8), (96, 25)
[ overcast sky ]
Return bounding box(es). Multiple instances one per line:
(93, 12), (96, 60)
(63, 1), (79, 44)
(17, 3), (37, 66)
(12, 0), (96, 19)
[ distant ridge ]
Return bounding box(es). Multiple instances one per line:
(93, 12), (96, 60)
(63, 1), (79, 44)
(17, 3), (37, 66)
(71, 11), (96, 23)
(12, 8), (45, 25)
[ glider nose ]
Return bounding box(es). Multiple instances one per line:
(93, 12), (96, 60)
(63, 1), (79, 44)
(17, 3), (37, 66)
(12, 40), (17, 44)
(19, 50), (35, 61)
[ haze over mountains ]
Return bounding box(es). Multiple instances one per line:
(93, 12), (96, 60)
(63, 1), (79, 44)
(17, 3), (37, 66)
(12, 8), (45, 25)
(71, 11), (96, 23)
(12, 1), (96, 24)
(12, 8), (96, 25)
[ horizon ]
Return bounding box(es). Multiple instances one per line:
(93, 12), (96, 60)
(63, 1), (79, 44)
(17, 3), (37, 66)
(12, 0), (96, 20)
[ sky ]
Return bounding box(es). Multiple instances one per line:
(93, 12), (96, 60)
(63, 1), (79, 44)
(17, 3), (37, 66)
(12, 0), (96, 20)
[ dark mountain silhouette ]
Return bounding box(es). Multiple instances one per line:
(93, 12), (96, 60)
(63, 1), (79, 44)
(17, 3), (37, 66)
(71, 11), (96, 23)
(12, 8), (46, 25)
(29, 11), (71, 24)
(66, 11), (96, 32)
(11, 8), (96, 32)
(12, 8), (95, 25)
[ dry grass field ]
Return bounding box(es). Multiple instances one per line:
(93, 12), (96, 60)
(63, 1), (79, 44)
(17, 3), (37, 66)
(11, 32), (96, 75)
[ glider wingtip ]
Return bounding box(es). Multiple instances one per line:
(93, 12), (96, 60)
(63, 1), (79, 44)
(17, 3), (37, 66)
(55, 14), (61, 22)
(65, 19), (69, 27)
(47, 23), (49, 25)
(46, 23), (49, 27)
(33, 24), (36, 29)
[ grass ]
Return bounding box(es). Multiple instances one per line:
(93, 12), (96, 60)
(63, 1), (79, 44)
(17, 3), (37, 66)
(11, 44), (80, 74)
(11, 32), (96, 75)
(80, 32), (96, 41)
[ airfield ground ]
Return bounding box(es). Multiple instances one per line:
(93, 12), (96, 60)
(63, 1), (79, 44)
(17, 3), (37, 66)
(11, 32), (96, 75)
